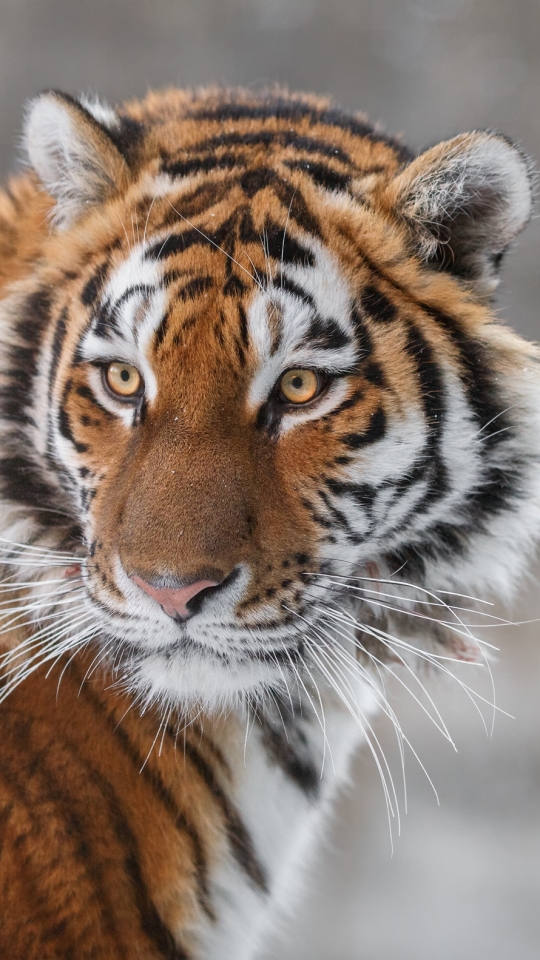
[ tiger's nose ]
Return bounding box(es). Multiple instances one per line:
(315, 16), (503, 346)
(131, 575), (223, 621)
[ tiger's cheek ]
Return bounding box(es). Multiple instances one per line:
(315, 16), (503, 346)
(56, 368), (135, 505)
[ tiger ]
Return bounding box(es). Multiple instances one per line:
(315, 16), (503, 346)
(0, 85), (538, 960)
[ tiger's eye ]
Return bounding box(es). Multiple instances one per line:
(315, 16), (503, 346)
(279, 369), (320, 405)
(105, 362), (142, 398)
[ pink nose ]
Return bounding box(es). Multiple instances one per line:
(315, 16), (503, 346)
(132, 576), (220, 620)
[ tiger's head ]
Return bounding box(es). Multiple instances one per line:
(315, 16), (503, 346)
(1, 88), (539, 712)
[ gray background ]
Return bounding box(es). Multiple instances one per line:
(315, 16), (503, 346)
(0, 1), (539, 957)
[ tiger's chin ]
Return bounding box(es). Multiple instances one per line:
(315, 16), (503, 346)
(108, 635), (305, 714)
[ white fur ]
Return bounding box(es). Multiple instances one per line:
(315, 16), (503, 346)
(24, 92), (121, 227)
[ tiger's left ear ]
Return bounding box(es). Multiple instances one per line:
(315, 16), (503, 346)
(386, 132), (533, 297)
(24, 91), (130, 228)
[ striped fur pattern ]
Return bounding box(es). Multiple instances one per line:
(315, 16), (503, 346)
(0, 87), (538, 957)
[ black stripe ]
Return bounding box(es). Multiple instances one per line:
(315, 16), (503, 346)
(341, 407), (386, 448)
(154, 311), (170, 348)
(0, 714), (127, 957)
(177, 276), (214, 301)
(403, 321), (447, 504)
(422, 306), (511, 452)
(278, 276), (315, 307)
(182, 741), (269, 893)
(163, 152), (247, 179)
(48, 308), (69, 402)
(75, 384), (115, 420)
(189, 98), (413, 162)
(262, 220), (315, 267)
(350, 304), (374, 361)
(0, 453), (62, 516)
(0, 289), (52, 428)
(318, 488), (361, 543)
(58, 731), (190, 958)
(284, 159), (351, 192)
(223, 274), (248, 297)
(146, 230), (206, 262)
(169, 130), (351, 163)
(360, 285), (397, 323)
(112, 283), (156, 315)
(304, 316), (351, 351)
(81, 262), (109, 307)
(323, 387), (364, 418)
(58, 380), (88, 454)
(74, 676), (214, 920)
(256, 713), (320, 798)
(238, 303), (249, 348)
(239, 167), (279, 198)
(79, 679), (267, 900)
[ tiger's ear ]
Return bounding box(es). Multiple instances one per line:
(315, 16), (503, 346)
(24, 91), (130, 228)
(387, 132), (533, 297)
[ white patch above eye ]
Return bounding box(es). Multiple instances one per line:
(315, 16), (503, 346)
(80, 241), (166, 404)
(247, 241), (359, 422)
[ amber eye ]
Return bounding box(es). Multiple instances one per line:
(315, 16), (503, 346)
(104, 362), (143, 399)
(279, 368), (320, 405)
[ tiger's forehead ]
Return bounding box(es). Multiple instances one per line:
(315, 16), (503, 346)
(77, 214), (361, 410)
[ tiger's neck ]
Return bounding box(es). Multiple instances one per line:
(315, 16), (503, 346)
(192, 688), (373, 959)
(0, 653), (370, 960)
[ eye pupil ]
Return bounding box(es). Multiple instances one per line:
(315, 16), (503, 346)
(279, 368), (320, 405)
(104, 361), (143, 399)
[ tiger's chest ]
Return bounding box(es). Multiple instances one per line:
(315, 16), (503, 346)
(193, 691), (373, 960)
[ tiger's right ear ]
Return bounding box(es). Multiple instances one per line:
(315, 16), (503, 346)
(24, 91), (130, 228)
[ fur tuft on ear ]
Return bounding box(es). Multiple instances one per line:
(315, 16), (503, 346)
(387, 132), (533, 297)
(23, 91), (130, 228)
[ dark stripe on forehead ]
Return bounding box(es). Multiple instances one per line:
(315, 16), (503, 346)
(177, 276), (214, 301)
(172, 130), (352, 163)
(272, 178), (321, 237)
(350, 304), (374, 360)
(81, 262), (109, 307)
(360, 286), (397, 324)
(162, 152), (247, 179)
(304, 316), (352, 352)
(146, 229), (205, 261)
(284, 159), (352, 193)
(223, 274), (248, 297)
(240, 167), (280, 198)
(263, 220), (315, 267)
(189, 98), (413, 162)
(279, 276), (316, 309)
(112, 283), (156, 313)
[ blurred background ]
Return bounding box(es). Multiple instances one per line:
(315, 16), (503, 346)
(1, 1), (539, 957)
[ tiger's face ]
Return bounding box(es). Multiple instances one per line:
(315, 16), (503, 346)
(2, 89), (539, 710)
